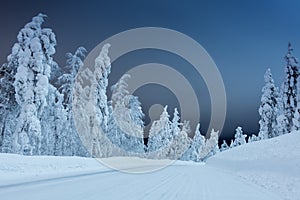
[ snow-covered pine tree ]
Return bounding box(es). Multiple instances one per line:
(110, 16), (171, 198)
(178, 120), (192, 154)
(168, 119), (191, 160)
(110, 73), (130, 151)
(258, 68), (279, 139)
(171, 108), (181, 137)
(128, 95), (145, 131)
(276, 113), (289, 136)
(127, 95), (145, 153)
(73, 44), (146, 157)
(229, 139), (234, 148)
(220, 140), (229, 151)
(94, 44), (111, 133)
(73, 44), (113, 157)
(74, 67), (105, 157)
(181, 120), (191, 135)
(56, 47), (88, 156)
(108, 74), (145, 154)
(12, 13), (57, 155)
(147, 106), (172, 158)
(0, 45), (20, 152)
(0, 47), (19, 111)
(232, 126), (247, 147)
(275, 84), (288, 136)
(111, 74), (130, 107)
(192, 124), (206, 161)
(166, 108), (183, 159)
(282, 42), (299, 132)
(59, 47), (87, 108)
(40, 85), (67, 156)
(292, 107), (300, 130)
(248, 134), (259, 143)
(199, 128), (219, 161)
(181, 123), (205, 162)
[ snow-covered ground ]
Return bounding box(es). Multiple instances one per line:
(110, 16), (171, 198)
(0, 131), (299, 200)
(208, 130), (300, 200)
(0, 154), (103, 186)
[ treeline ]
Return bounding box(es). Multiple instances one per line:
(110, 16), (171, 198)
(0, 13), (297, 162)
(0, 13), (220, 162)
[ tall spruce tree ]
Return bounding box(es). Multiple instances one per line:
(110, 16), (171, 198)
(73, 44), (114, 157)
(232, 126), (247, 147)
(258, 68), (279, 139)
(282, 42), (299, 132)
(57, 47), (88, 156)
(108, 74), (145, 154)
(12, 13), (57, 155)
(147, 106), (171, 156)
(0, 46), (19, 152)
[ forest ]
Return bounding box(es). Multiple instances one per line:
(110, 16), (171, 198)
(0, 13), (299, 162)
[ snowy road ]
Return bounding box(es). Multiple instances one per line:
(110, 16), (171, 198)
(1, 131), (300, 200)
(0, 163), (280, 200)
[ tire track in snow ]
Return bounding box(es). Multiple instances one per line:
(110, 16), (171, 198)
(0, 169), (116, 190)
(0, 162), (283, 200)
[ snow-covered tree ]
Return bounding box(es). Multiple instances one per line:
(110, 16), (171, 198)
(73, 44), (113, 157)
(167, 119), (191, 160)
(232, 126), (247, 147)
(181, 120), (191, 135)
(248, 134), (259, 143)
(258, 69), (279, 139)
(181, 123), (205, 161)
(170, 108), (181, 136)
(111, 74), (130, 107)
(40, 85), (66, 155)
(292, 107), (300, 130)
(199, 129), (219, 161)
(282, 42), (299, 132)
(11, 13), (57, 155)
(55, 47), (88, 156)
(220, 140), (229, 151)
(72, 44), (146, 158)
(165, 108), (181, 158)
(128, 95), (145, 129)
(108, 74), (145, 154)
(275, 85), (288, 136)
(0, 51), (19, 152)
(147, 106), (172, 157)
(276, 114), (289, 135)
(229, 139), (234, 148)
(94, 44), (112, 133)
(0, 53), (18, 111)
(59, 47), (86, 108)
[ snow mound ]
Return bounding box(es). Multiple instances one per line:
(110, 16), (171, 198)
(207, 131), (300, 200)
(0, 154), (103, 186)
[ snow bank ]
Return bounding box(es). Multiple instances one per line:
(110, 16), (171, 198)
(207, 131), (300, 200)
(0, 154), (103, 186)
(0, 154), (202, 184)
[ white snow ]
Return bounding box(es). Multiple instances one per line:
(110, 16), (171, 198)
(0, 154), (103, 186)
(0, 131), (299, 200)
(207, 130), (300, 200)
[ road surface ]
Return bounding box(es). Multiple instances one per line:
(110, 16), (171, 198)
(0, 162), (280, 200)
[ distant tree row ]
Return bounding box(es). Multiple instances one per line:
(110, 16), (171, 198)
(2, 13), (294, 161)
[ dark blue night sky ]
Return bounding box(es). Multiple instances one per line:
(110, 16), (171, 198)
(1, 0), (300, 139)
